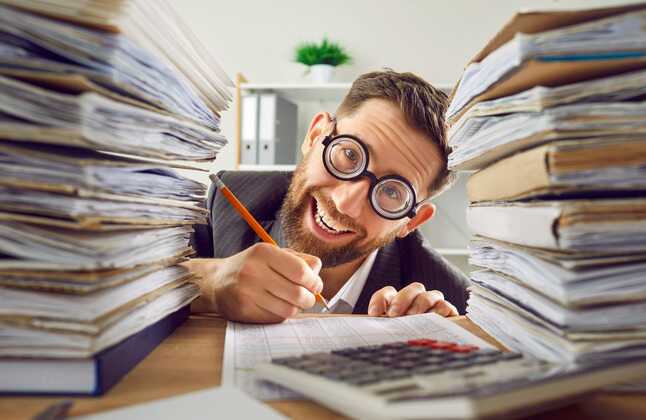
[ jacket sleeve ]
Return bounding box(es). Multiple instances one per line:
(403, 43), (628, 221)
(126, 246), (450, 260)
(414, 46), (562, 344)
(400, 231), (471, 314)
(189, 171), (221, 258)
(190, 170), (293, 259)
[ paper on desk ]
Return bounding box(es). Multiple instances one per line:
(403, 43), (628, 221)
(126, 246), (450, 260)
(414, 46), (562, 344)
(76, 386), (286, 420)
(222, 313), (494, 401)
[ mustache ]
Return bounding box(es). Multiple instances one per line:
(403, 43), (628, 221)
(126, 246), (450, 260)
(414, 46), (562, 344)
(311, 190), (366, 236)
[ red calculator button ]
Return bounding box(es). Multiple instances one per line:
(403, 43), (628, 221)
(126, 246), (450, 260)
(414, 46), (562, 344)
(407, 339), (437, 347)
(429, 341), (458, 350)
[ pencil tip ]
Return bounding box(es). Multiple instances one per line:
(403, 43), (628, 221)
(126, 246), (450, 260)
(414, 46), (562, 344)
(319, 295), (331, 311)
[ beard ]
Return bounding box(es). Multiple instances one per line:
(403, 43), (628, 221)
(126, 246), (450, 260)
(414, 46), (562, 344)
(279, 159), (400, 268)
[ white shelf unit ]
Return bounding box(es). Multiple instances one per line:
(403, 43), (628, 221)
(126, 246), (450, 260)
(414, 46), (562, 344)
(240, 82), (352, 102)
(234, 73), (453, 170)
(234, 73), (353, 170)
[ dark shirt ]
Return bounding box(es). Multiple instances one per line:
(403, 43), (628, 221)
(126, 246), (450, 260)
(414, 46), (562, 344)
(192, 171), (470, 314)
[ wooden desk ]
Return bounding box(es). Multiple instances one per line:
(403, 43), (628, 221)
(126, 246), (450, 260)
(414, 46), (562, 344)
(1, 315), (645, 420)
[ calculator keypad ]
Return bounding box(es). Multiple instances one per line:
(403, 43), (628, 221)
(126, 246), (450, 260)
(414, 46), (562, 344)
(270, 339), (545, 397)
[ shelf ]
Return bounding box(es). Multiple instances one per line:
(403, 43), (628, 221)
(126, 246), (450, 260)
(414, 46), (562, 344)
(240, 82), (352, 102)
(241, 81), (453, 102)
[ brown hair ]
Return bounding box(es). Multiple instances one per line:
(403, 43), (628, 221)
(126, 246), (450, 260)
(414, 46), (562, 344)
(336, 69), (454, 197)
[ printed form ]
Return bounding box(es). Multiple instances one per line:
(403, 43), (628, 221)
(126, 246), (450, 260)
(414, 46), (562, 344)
(222, 313), (494, 400)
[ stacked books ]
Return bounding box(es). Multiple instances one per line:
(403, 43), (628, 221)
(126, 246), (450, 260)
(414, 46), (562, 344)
(0, 1), (231, 395)
(447, 4), (646, 377)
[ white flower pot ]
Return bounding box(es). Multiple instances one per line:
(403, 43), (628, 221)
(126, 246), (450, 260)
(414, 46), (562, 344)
(310, 64), (334, 83)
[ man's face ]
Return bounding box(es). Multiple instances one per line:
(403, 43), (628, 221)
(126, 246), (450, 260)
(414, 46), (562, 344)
(280, 99), (443, 267)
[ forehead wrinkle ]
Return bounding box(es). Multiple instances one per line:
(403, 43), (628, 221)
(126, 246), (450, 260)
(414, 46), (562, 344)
(368, 119), (435, 197)
(337, 103), (439, 198)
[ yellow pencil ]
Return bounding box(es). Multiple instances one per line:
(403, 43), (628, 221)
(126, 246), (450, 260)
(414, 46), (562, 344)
(210, 174), (330, 311)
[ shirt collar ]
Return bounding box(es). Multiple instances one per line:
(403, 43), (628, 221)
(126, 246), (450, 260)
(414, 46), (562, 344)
(325, 249), (379, 313)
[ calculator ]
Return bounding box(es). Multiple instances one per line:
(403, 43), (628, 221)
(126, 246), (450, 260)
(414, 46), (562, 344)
(256, 338), (646, 419)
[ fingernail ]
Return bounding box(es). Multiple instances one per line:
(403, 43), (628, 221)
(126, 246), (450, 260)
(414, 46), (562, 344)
(368, 305), (375, 315)
(387, 305), (400, 317)
(315, 279), (323, 294)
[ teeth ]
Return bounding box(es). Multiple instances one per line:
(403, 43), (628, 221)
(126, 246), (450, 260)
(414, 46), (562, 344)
(315, 202), (351, 234)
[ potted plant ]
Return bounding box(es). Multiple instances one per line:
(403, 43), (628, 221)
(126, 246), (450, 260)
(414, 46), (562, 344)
(294, 38), (351, 83)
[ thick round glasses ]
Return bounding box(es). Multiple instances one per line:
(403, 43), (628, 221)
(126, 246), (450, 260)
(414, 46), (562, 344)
(321, 133), (421, 220)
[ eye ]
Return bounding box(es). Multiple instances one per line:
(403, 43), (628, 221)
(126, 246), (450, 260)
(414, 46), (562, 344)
(382, 185), (402, 201)
(343, 148), (358, 163)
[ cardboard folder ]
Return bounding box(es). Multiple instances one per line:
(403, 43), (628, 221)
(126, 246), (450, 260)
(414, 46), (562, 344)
(448, 3), (646, 125)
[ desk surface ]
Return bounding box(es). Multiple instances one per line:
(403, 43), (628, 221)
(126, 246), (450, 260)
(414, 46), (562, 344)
(1, 315), (645, 420)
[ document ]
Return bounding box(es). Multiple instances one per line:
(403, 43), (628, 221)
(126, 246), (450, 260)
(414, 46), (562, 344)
(0, 75), (227, 161)
(77, 387), (286, 420)
(448, 101), (646, 170)
(222, 313), (494, 400)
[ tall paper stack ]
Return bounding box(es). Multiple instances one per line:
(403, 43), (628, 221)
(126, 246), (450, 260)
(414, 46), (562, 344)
(447, 3), (646, 390)
(0, 1), (232, 394)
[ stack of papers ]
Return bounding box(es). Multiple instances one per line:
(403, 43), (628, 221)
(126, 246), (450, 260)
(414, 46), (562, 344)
(466, 199), (646, 252)
(447, 5), (646, 126)
(465, 137), (646, 202)
(0, 266), (197, 357)
(447, 5), (646, 170)
(0, 223), (194, 271)
(0, 76), (227, 160)
(0, 0), (233, 113)
(0, 0), (230, 378)
(0, 3), (231, 129)
(446, 4), (646, 389)
(0, 142), (208, 202)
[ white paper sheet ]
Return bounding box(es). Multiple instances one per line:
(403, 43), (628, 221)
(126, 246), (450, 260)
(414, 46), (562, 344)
(222, 313), (494, 400)
(77, 386), (286, 420)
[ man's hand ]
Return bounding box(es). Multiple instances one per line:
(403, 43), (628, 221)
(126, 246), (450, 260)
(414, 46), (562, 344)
(181, 243), (323, 324)
(367, 282), (458, 318)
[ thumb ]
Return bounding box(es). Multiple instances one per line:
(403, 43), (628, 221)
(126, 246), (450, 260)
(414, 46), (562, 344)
(368, 286), (397, 316)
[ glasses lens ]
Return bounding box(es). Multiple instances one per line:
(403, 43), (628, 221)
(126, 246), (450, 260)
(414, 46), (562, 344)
(327, 137), (365, 177)
(372, 179), (413, 216)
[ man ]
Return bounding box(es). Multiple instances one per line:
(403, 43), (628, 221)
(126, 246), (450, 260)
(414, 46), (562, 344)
(184, 70), (469, 323)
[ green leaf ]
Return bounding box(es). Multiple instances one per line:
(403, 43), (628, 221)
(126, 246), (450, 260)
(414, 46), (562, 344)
(294, 38), (351, 67)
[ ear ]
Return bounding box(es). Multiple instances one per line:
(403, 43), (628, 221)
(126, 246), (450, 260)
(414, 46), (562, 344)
(301, 112), (333, 155)
(396, 203), (435, 238)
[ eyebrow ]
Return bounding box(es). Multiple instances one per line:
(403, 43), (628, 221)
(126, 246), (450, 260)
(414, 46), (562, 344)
(345, 131), (423, 196)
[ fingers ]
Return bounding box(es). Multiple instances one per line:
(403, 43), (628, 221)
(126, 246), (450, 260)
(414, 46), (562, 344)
(265, 273), (317, 310)
(241, 300), (290, 324)
(253, 244), (323, 294)
(238, 258), (316, 310)
(253, 289), (301, 320)
(367, 282), (459, 319)
(405, 290), (445, 316)
(368, 286), (397, 316)
(428, 300), (459, 317)
(387, 282), (428, 317)
(283, 249), (322, 275)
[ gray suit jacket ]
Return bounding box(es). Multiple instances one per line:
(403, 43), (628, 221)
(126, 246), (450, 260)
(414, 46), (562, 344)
(192, 171), (470, 314)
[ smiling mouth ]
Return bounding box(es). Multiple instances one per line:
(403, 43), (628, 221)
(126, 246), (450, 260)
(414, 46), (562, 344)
(311, 197), (355, 235)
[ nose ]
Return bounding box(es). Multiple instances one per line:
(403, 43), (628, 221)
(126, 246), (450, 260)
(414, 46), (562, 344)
(330, 178), (371, 219)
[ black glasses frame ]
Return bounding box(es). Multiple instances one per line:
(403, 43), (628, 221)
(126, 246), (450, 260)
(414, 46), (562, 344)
(321, 133), (421, 220)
